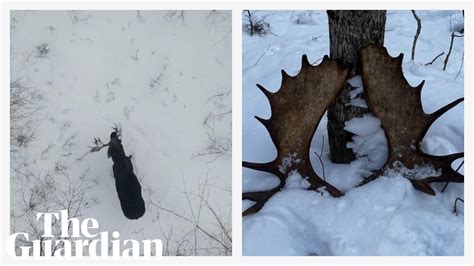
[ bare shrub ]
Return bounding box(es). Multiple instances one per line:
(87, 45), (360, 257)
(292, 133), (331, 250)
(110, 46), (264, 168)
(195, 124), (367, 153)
(143, 172), (231, 256)
(10, 78), (44, 150)
(11, 170), (97, 256)
(193, 88), (231, 161)
(10, 75), (97, 256)
(243, 10), (271, 36)
(36, 43), (50, 58)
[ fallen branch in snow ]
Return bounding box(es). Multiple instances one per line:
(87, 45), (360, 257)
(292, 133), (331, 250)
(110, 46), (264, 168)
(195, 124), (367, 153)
(411, 10), (422, 61)
(424, 52), (444, 66)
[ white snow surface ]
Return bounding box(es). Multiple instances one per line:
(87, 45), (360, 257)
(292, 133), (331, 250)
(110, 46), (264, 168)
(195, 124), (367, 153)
(284, 171), (311, 190)
(243, 175), (463, 256)
(10, 11), (231, 256)
(347, 75), (367, 108)
(243, 10), (464, 256)
(344, 114), (381, 136)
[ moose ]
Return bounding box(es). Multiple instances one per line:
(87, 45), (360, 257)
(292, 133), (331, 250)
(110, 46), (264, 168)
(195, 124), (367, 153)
(90, 125), (145, 220)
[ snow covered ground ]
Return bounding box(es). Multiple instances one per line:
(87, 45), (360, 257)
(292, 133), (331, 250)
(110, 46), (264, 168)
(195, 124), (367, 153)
(242, 10), (464, 256)
(10, 10), (231, 256)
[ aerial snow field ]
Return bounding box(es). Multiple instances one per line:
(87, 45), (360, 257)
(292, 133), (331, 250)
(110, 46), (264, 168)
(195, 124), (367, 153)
(243, 10), (464, 256)
(10, 11), (231, 256)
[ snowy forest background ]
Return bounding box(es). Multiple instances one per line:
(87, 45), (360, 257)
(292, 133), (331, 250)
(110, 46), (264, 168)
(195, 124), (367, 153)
(242, 10), (464, 255)
(10, 10), (232, 256)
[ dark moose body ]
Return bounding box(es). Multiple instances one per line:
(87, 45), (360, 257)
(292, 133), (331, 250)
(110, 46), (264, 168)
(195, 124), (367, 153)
(107, 132), (145, 219)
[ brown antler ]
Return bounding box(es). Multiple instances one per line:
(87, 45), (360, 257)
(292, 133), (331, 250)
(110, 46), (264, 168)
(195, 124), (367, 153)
(243, 55), (350, 216)
(358, 44), (464, 195)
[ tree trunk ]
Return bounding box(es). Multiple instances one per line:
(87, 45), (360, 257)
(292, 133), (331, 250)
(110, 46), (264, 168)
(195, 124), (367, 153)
(326, 10), (386, 163)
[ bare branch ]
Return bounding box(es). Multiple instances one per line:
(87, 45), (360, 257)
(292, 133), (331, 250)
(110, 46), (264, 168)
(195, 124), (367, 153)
(425, 52), (444, 66)
(443, 32), (463, 71)
(455, 51), (464, 79)
(251, 44), (271, 67)
(411, 10), (422, 61)
(245, 10), (254, 36)
(454, 197), (464, 214)
(314, 136), (327, 181)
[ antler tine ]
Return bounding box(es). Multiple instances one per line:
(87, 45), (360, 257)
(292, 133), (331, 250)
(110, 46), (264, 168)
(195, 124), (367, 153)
(429, 98), (464, 123)
(411, 157), (464, 195)
(410, 180), (436, 195)
(112, 123), (122, 138)
(411, 171), (463, 196)
(357, 168), (386, 187)
(89, 137), (109, 152)
(256, 84), (274, 101)
(243, 186), (283, 216)
(242, 161), (283, 178)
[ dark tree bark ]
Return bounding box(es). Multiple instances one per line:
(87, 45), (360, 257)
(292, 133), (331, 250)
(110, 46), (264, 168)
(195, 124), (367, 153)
(326, 10), (386, 163)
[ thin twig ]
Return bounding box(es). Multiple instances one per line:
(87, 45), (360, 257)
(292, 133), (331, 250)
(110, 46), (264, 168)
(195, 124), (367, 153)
(441, 160), (464, 192)
(312, 57), (324, 65)
(425, 52), (444, 66)
(454, 197), (464, 214)
(455, 51), (464, 79)
(245, 10), (253, 36)
(67, 11), (76, 36)
(443, 33), (463, 71)
(140, 171), (231, 255)
(252, 44), (271, 67)
(314, 136), (326, 181)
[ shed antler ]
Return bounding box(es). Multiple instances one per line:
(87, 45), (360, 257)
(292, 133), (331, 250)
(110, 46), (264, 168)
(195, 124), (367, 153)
(243, 55), (349, 216)
(358, 44), (464, 195)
